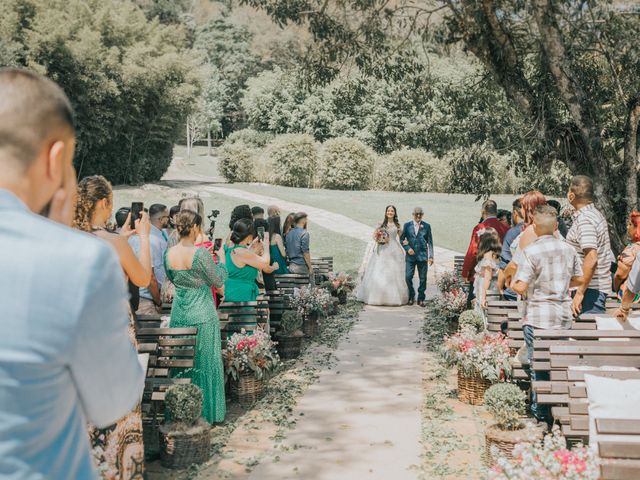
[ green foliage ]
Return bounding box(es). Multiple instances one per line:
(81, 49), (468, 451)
(458, 310), (485, 334)
(165, 384), (203, 426)
(219, 142), (255, 183)
(319, 137), (376, 190)
(484, 383), (526, 431)
(376, 148), (448, 192)
(267, 134), (318, 188)
(227, 128), (274, 148)
(0, 0), (200, 184)
(279, 310), (303, 336)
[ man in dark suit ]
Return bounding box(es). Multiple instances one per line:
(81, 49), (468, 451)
(461, 199), (510, 283)
(400, 207), (434, 306)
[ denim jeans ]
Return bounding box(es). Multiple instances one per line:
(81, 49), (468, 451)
(579, 288), (607, 314)
(523, 324), (550, 423)
(502, 288), (518, 302)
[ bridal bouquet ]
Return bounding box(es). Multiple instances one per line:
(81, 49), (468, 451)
(373, 227), (389, 245)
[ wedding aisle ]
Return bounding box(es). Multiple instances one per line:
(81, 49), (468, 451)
(248, 305), (425, 480)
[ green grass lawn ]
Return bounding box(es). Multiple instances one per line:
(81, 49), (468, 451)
(112, 185), (366, 273)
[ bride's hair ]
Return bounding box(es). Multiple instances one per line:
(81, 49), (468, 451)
(381, 205), (400, 230)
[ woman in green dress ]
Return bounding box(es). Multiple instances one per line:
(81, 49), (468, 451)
(268, 216), (289, 275)
(164, 210), (228, 423)
(224, 218), (279, 302)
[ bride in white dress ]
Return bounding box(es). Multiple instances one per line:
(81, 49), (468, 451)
(357, 206), (409, 306)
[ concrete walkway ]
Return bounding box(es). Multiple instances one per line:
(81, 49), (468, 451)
(248, 305), (425, 480)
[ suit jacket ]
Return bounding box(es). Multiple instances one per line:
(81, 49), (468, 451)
(461, 217), (510, 280)
(400, 220), (433, 263)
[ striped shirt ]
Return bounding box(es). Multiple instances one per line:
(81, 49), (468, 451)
(515, 235), (583, 329)
(565, 203), (612, 292)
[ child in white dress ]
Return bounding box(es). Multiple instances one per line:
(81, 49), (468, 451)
(473, 228), (503, 323)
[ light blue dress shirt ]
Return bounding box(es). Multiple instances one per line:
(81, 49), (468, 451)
(129, 226), (166, 301)
(0, 189), (145, 479)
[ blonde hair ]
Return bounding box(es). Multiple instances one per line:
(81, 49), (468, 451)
(73, 175), (112, 232)
(180, 197), (204, 218)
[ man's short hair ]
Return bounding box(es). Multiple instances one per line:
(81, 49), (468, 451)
(482, 199), (498, 216)
(546, 199), (562, 216)
(251, 206), (265, 217)
(0, 68), (75, 172)
(294, 212), (308, 223)
(569, 175), (594, 202)
(533, 204), (558, 232)
(169, 205), (181, 217)
(149, 203), (167, 220)
(115, 207), (130, 229)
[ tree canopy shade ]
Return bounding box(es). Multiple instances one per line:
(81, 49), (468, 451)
(0, 0), (200, 184)
(243, 0), (640, 251)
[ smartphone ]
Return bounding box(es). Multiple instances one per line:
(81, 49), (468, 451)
(214, 238), (223, 251)
(130, 202), (144, 229)
(257, 226), (265, 241)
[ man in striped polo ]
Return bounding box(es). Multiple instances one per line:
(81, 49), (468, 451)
(565, 175), (613, 315)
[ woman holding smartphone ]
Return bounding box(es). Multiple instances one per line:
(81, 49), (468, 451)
(223, 219), (279, 302)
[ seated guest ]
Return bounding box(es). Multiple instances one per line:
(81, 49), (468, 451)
(224, 219), (278, 302)
(269, 216), (289, 275)
(547, 199), (568, 238)
(614, 211), (640, 299)
(512, 205), (583, 423)
(283, 212), (296, 238)
(74, 175), (153, 477)
(267, 205), (281, 218)
(165, 210), (228, 423)
(286, 212), (314, 277)
(0, 68), (144, 479)
(251, 206), (265, 220)
(497, 209), (511, 228)
(498, 199), (525, 301)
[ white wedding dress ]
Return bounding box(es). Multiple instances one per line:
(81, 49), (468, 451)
(357, 225), (409, 306)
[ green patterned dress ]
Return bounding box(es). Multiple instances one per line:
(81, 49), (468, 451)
(164, 248), (228, 423)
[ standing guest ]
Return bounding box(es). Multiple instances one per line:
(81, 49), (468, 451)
(282, 213), (296, 238)
(253, 218), (274, 291)
(473, 228), (502, 316)
(267, 205), (281, 218)
(74, 175), (153, 479)
(164, 210), (228, 423)
(400, 206), (434, 306)
(168, 198), (206, 248)
(115, 207), (131, 234)
(566, 175), (613, 315)
(498, 199), (525, 301)
(251, 206), (265, 220)
(547, 200), (568, 238)
(0, 68), (144, 479)
(497, 209), (512, 228)
(613, 211), (640, 298)
(286, 212), (314, 277)
(512, 205), (583, 422)
(226, 204), (253, 245)
(268, 216), (289, 275)
(461, 199), (510, 283)
(165, 204), (180, 239)
(224, 219), (278, 302)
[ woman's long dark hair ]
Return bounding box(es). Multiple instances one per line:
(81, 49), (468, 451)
(282, 213), (295, 237)
(381, 205), (400, 229)
(268, 216), (282, 238)
(476, 227), (502, 262)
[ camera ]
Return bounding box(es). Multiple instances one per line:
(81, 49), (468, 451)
(206, 209), (220, 239)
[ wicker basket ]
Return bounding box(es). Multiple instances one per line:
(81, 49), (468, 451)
(229, 372), (264, 406)
(457, 370), (492, 405)
(303, 315), (319, 337)
(337, 291), (348, 305)
(485, 421), (546, 465)
(159, 420), (210, 469)
(276, 335), (304, 359)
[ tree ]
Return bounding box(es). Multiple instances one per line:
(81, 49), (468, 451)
(243, 0), (640, 251)
(0, 0), (201, 184)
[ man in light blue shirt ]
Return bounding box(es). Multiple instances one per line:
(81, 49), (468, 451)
(0, 69), (144, 479)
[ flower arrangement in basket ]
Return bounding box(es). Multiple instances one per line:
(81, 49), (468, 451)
(373, 227), (389, 245)
(288, 286), (333, 319)
(432, 288), (468, 324)
(159, 384), (210, 469)
(484, 383), (546, 465)
(442, 327), (512, 405)
(489, 427), (599, 480)
(224, 327), (279, 404)
(436, 269), (464, 294)
(329, 272), (356, 304)
(458, 309), (486, 333)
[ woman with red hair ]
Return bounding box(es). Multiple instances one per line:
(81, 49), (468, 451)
(516, 190), (548, 252)
(614, 211), (640, 297)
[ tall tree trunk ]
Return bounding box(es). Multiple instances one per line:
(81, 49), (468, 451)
(186, 122), (191, 159)
(624, 96), (640, 215)
(207, 130), (212, 157)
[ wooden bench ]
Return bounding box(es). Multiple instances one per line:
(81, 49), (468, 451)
(265, 289), (287, 335)
(312, 256), (334, 284)
(275, 274), (311, 297)
(598, 418), (640, 479)
(218, 301), (259, 339)
(454, 255), (464, 278)
(487, 299), (520, 334)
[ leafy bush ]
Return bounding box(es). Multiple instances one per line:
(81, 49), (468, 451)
(227, 128), (274, 148)
(280, 310), (304, 336)
(319, 137), (376, 190)
(458, 310), (485, 333)
(484, 383), (526, 430)
(436, 270), (464, 294)
(165, 384), (203, 426)
(267, 134), (318, 187)
(219, 143), (255, 183)
(377, 148), (448, 192)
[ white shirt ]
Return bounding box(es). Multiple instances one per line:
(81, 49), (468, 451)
(0, 189), (144, 479)
(414, 221), (420, 235)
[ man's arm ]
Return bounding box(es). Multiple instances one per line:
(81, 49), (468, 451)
(511, 279), (528, 296)
(400, 224), (410, 253)
(461, 225), (479, 281)
(426, 224), (434, 261)
(148, 271), (162, 306)
(615, 254), (640, 320)
(70, 248), (144, 428)
(571, 248), (597, 316)
(512, 251), (534, 298)
(301, 232), (313, 273)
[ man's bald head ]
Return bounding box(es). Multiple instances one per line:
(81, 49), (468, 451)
(0, 68), (75, 172)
